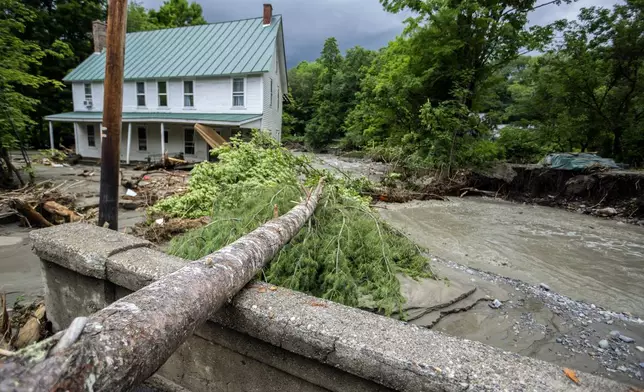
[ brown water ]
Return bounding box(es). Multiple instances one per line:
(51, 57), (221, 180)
(379, 197), (644, 317)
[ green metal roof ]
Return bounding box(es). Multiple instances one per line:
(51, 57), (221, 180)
(44, 112), (261, 124)
(63, 16), (282, 82)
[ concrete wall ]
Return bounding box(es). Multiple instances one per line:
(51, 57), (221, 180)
(30, 223), (624, 392)
(72, 77), (263, 114)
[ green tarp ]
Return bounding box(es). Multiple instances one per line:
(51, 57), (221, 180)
(542, 153), (620, 170)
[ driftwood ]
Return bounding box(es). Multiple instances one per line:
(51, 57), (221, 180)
(11, 199), (53, 227)
(0, 179), (325, 392)
(459, 187), (497, 198)
(43, 201), (81, 222)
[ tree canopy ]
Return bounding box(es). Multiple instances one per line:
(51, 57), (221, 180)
(285, 0), (644, 167)
(127, 0), (206, 33)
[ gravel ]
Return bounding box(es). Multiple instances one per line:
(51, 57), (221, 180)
(619, 335), (635, 343)
(428, 254), (644, 384)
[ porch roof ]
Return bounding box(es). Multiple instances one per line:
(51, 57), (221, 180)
(44, 112), (262, 125)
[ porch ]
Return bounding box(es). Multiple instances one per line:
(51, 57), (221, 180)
(43, 112), (263, 163)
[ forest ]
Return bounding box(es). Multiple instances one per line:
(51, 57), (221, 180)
(285, 0), (644, 171)
(1, 0), (643, 186)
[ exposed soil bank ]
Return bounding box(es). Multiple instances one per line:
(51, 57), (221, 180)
(468, 165), (644, 222)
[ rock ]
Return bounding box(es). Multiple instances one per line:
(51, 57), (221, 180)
(539, 283), (551, 291)
(564, 175), (596, 196)
(636, 346), (644, 352)
(590, 304), (596, 309)
(609, 330), (621, 339)
(640, 363), (644, 369)
(556, 338), (563, 343)
(619, 335), (635, 343)
(596, 207), (618, 217)
(489, 299), (502, 309)
(606, 319), (614, 325)
(598, 339), (610, 349)
(617, 366), (628, 372)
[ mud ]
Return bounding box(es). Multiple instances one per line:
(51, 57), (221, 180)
(379, 197), (644, 385)
(0, 163), (146, 306)
(379, 197), (644, 316)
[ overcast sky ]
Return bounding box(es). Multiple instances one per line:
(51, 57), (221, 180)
(141, 0), (620, 68)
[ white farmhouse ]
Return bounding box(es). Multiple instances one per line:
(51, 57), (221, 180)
(45, 4), (286, 163)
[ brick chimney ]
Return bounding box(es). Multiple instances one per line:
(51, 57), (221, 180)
(263, 4), (272, 26)
(92, 20), (107, 52)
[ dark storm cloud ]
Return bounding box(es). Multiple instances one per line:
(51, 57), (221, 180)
(140, 0), (620, 68)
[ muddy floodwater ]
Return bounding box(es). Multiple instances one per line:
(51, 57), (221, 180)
(379, 197), (644, 317)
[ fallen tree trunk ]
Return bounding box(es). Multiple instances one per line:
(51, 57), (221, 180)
(11, 199), (53, 227)
(43, 201), (81, 222)
(0, 179), (325, 392)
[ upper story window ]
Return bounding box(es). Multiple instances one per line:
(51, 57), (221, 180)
(269, 78), (273, 108)
(232, 78), (244, 107)
(84, 83), (92, 106)
(158, 81), (168, 107)
(184, 81), (194, 107)
(136, 82), (146, 107)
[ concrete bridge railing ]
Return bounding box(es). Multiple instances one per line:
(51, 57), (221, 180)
(32, 223), (623, 391)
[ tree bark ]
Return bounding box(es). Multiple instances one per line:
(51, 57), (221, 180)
(11, 199), (53, 227)
(0, 179), (325, 392)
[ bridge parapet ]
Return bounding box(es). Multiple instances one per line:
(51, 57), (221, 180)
(32, 223), (623, 392)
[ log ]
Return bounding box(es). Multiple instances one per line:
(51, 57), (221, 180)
(0, 179), (325, 391)
(11, 199), (53, 227)
(43, 201), (81, 222)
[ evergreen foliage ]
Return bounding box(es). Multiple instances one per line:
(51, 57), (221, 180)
(162, 133), (431, 315)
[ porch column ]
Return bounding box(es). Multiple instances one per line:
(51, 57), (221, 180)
(126, 123), (132, 165)
(160, 122), (165, 156)
(73, 123), (79, 151)
(48, 121), (54, 150)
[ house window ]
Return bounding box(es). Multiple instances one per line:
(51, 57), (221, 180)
(138, 127), (147, 151)
(184, 81), (194, 107)
(84, 83), (92, 106)
(184, 128), (195, 155)
(163, 129), (169, 144)
(269, 78), (273, 108)
(87, 124), (96, 147)
(136, 82), (146, 107)
(158, 81), (168, 107)
(232, 78), (244, 107)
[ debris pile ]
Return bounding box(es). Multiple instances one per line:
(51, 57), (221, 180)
(0, 181), (83, 227)
(1, 294), (50, 355)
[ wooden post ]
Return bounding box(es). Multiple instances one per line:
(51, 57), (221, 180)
(126, 122), (132, 164)
(98, 0), (128, 230)
(48, 121), (54, 150)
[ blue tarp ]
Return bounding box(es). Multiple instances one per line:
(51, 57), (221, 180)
(542, 153), (620, 170)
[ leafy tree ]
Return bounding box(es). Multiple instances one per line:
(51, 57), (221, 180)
(282, 60), (323, 139)
(0, 0), (69, 185)
(127, 1), (158, 32)
(128, 0), (206, 32)
(545, 1), (644, 161)
(18, 0), (104, 148)
(304, 39), (375, 149)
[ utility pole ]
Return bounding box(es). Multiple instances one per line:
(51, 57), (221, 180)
(98, 0), (128, 230)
